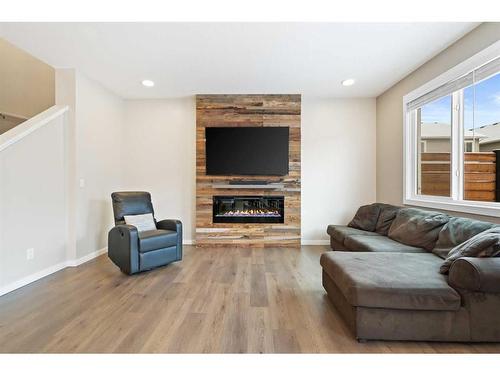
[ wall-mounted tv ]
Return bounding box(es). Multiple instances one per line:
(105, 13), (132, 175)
(205, 127), (289, 176)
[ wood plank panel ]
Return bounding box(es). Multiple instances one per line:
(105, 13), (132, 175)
(196, 95), (301, 247)
(420, 152), (496, 202)
(464, 163), (496, 173)
(464, 191), (496, 201)
(464, 152), (496, 162)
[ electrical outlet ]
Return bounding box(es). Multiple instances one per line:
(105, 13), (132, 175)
(26, 248), (34, 260)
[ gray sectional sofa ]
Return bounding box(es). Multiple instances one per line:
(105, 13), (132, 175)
(321, 203), (500, 342)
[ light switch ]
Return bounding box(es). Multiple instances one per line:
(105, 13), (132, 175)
(79, 178), (85, 188)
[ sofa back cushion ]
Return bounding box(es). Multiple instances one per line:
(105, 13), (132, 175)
(433, 217), (496, 259)
(388, 208), (450, 250)
(348, 203), (381, 232)
(374, 203), (401, 235)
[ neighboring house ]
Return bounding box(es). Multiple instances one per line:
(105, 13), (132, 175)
(476, 122), (500, 152)
(419, 122), (484, 152)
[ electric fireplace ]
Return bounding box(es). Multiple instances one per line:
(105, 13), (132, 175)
(213, 196), (285, 224)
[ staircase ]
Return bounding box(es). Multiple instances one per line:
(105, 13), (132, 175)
(0, 112), (27, 135)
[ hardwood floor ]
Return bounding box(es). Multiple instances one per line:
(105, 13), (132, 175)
(1, 245), (499, 353)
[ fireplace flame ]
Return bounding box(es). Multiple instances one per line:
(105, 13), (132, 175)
(217, 209), (281, 217)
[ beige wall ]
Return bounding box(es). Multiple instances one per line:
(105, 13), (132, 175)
(122, 96), (377, 243)
(122, 99), (197, 242)
(0, 38), (55, 119)
(56, 69), (125, 259)
(0, 112), (67, 291)
(301, 97), (377, 242)
(0, 69), (125, 294)
(74, 72), (125, 258)
(376, 22), (500, 223)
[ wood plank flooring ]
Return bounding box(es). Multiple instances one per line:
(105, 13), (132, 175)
(1, 245), (499, 353)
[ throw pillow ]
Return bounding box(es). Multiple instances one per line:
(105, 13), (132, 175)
(432, 217), (496, 259)
(440, 227), (500, 274)
(124, 213), (157, 232)
(348, 203), (381, 232)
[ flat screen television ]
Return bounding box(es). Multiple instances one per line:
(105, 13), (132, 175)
(205, 127), (289, 176)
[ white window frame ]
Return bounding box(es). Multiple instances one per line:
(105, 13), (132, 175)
(403, 40), (500, 218)
(420, 140), (427, 153)
(464, 140), (474, 153)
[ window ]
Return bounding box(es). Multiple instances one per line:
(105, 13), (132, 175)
(417, 96), (452, 197)
(463, 72), (500, 202)
(403, 42), (500, 217)
(464, 141), (473, 153)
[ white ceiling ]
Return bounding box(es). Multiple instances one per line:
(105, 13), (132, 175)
(0, 22), (479, 99)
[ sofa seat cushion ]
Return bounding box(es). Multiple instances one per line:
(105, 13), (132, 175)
(320, 252), (461, 311)
(327, 225), (381, 244)
(138, 229), (178, 253)
(344, 234), (426, 253)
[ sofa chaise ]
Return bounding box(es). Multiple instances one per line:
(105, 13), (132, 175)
(321, 203), (500, 342)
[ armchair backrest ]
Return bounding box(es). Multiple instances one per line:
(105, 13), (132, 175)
(111, 191), (155, 225)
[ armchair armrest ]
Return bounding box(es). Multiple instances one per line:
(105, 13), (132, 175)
(449, 257), (500, 293)
(157, 219), (182, 233)
(107, 224), (140, 274)
(156, 219), (183, 260)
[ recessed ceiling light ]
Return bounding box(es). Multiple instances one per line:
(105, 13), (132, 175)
(142, 79), (155, 87)
(341, 78), (356, 87)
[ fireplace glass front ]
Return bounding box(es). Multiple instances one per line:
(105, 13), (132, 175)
(213, 196), (284, 224)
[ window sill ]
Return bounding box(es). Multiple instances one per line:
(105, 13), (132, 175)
(404, 196), (500, 218)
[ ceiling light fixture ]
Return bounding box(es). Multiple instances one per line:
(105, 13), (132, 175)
(142, 79), (155, 87)
(341, 78), (356, 87)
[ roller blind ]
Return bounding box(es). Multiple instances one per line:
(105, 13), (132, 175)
(407, 56), (500, 111)
(474, 56), (500, 82)
(407, 73), (473, 111)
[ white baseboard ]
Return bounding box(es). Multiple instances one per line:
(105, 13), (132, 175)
(301, 239), (330, 245)
(67, 247), (107, 267)
(0, 247), (107, 297)
(0, 260), (69, 297)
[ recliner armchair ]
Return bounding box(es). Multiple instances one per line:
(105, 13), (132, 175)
(108, 191), (182, 274)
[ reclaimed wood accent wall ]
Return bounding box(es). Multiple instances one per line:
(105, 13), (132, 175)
(196, 94), (301, 247)
(420, 152), (496, 201)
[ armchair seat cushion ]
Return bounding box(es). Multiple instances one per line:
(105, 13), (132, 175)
(139, 229), (178, 253)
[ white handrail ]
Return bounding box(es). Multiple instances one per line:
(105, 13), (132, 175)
(0, 111), (28, 121)
(0, 105), (69, 153)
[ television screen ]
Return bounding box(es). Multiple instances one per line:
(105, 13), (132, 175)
(205, 127), (289, 176)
